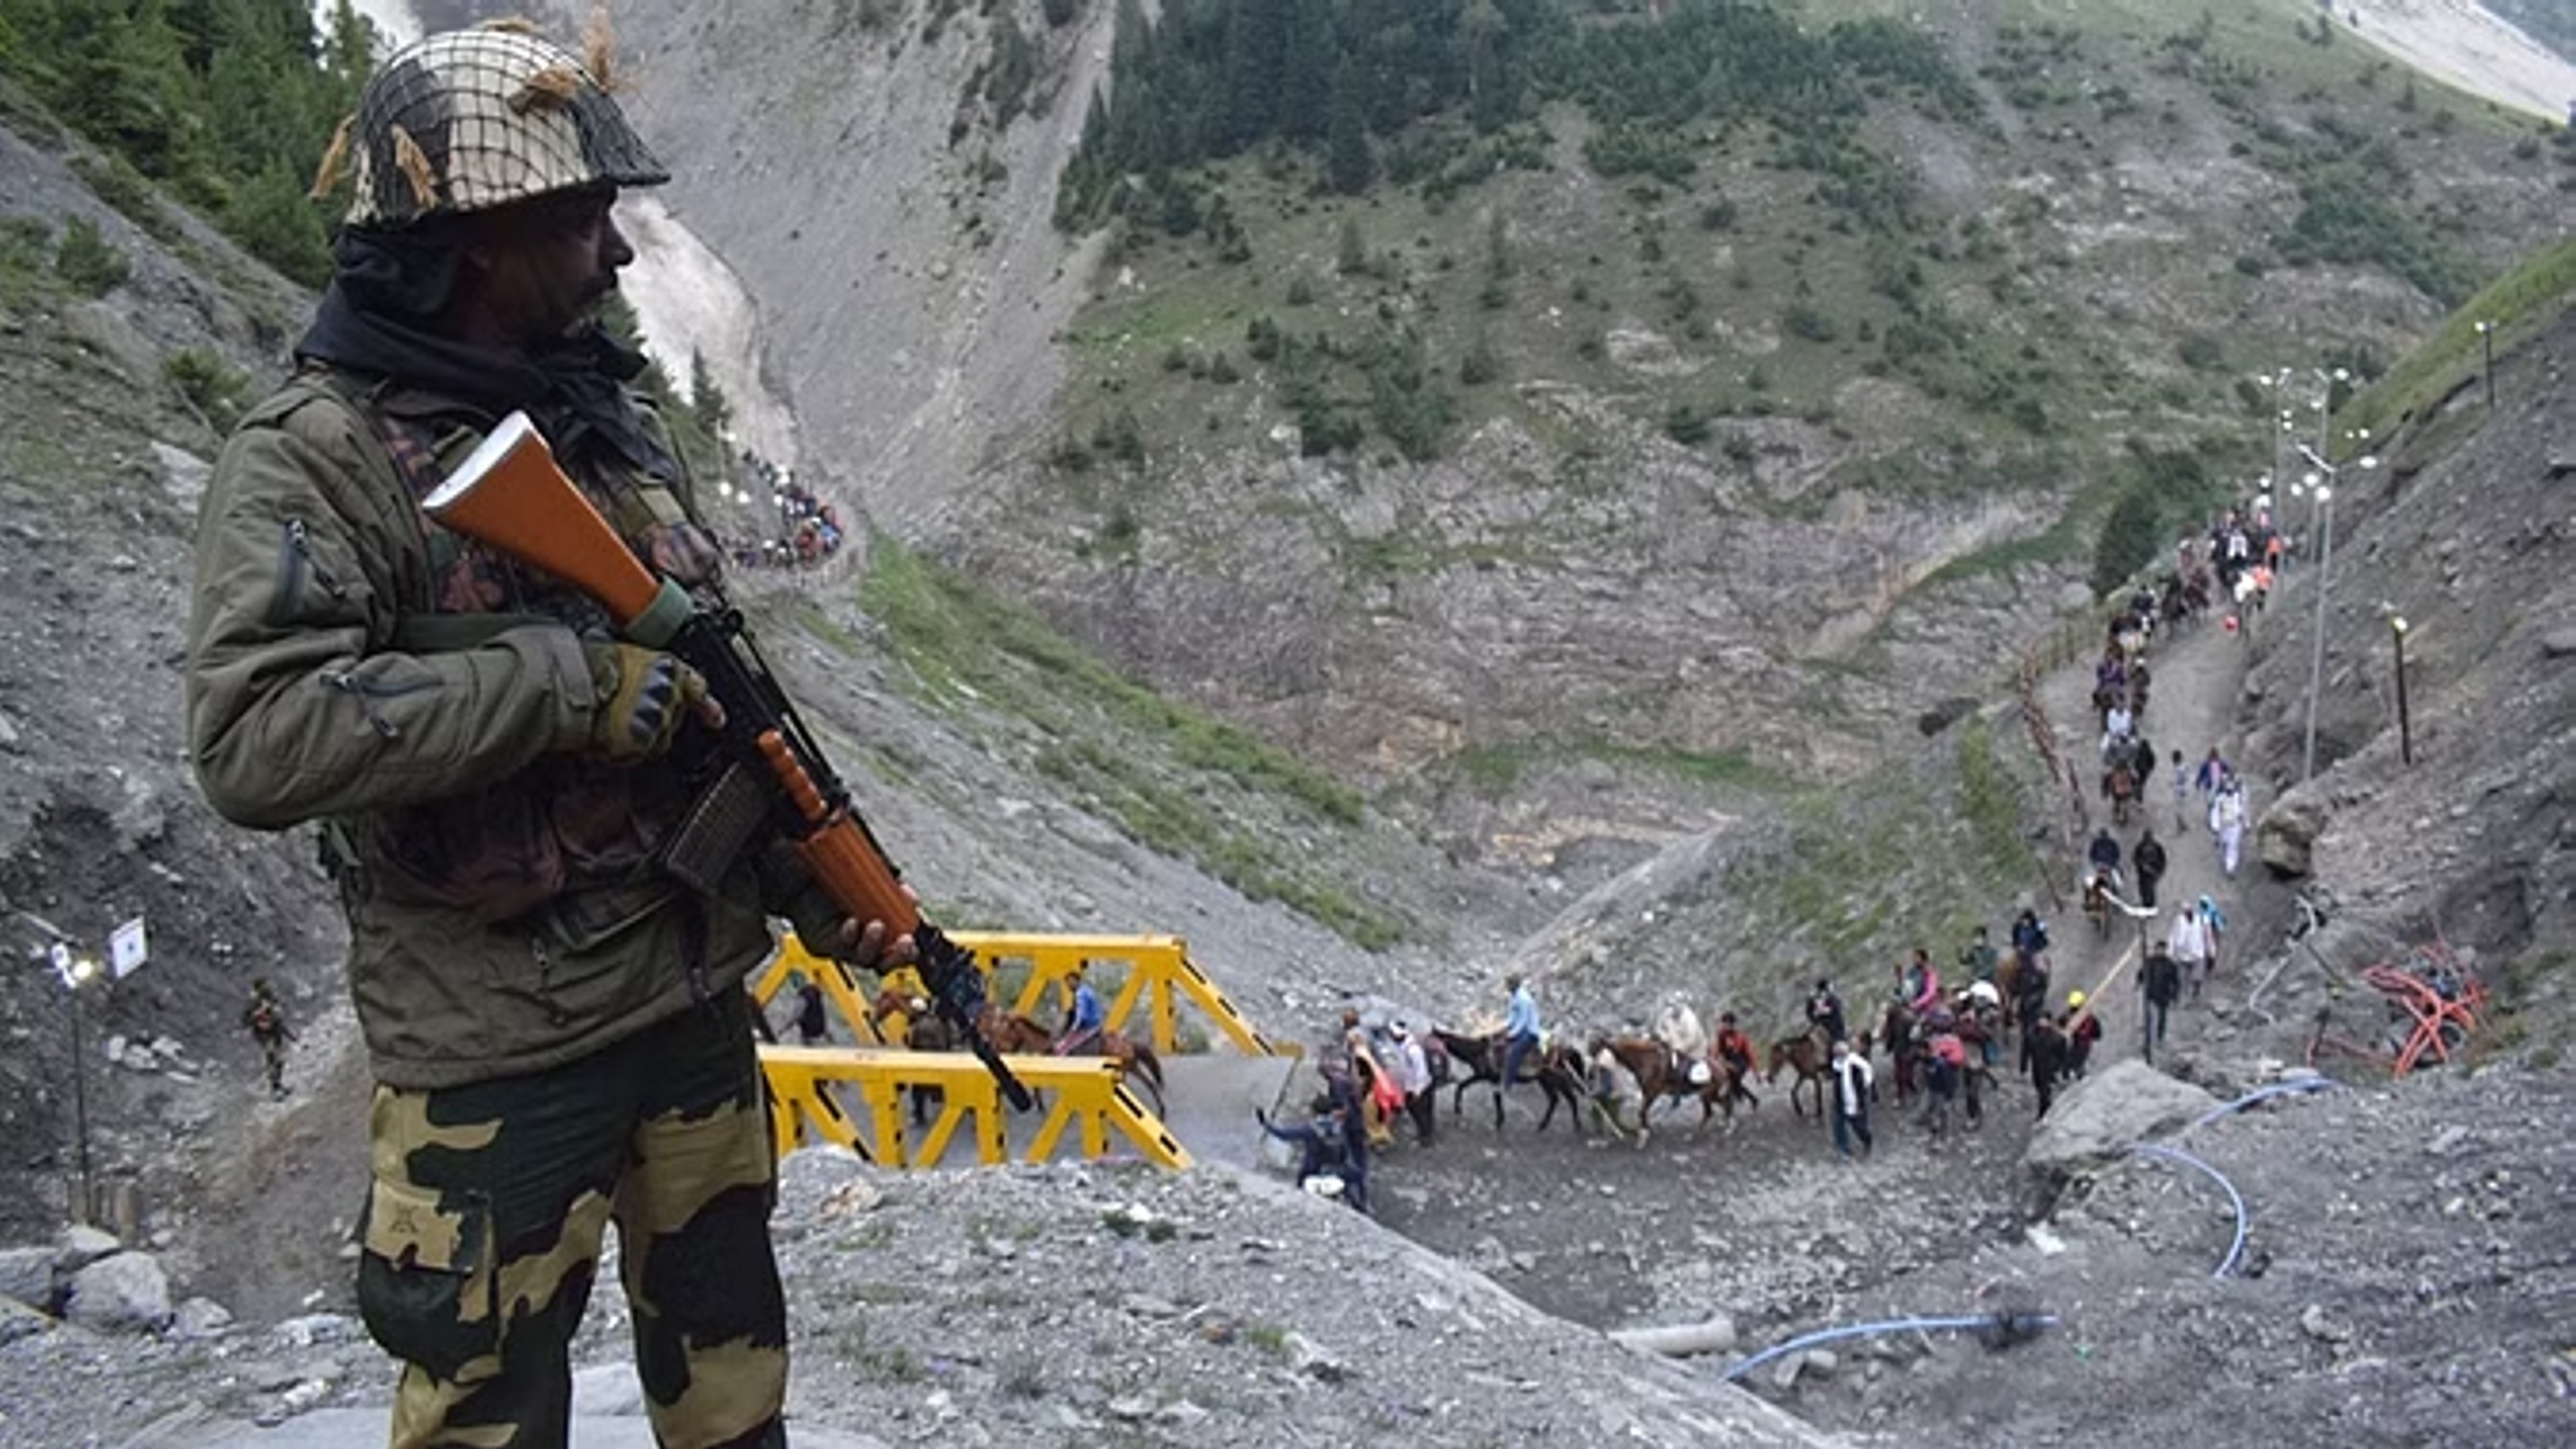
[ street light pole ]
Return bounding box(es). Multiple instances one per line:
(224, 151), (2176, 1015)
(2296, 443), (2378, 782)
(2474, 320), (2495, 411)
(64, 956), (98, 1224)
(2390, 615), (2413, 766)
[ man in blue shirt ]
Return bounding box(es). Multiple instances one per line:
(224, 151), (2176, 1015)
(1059, 959), (1106, 1055)
(1499, 974), (1542, 1095)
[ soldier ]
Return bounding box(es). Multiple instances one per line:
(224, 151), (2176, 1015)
(243, 978), (292, 1099)
(182, 25), (898, 1448)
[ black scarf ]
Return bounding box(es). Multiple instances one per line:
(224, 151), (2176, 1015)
(296, 225), (676, 480)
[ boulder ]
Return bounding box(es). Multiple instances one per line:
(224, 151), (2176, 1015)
(2543, 628), (2576, 660)
(2257, 791), (2330, 877)
(2023, 1061), (2220, 1184)
(0, 1297), (49, 1347)
(0, 1245), (56, 1312)
(63, 1251), (174, 1334)
(57, 1224), (121, 1274)
(171, 1297), (234, 1339)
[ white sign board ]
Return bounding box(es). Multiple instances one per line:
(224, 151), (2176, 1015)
(109, 917), (148, 980)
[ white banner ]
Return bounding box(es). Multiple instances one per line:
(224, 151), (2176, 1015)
(109, 917), (148, 980)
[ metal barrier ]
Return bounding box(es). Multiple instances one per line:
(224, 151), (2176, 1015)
(759, 1044), (1191, 1170)
(951, 931), (1296, 1058)
(750, 931), (1294, 1059)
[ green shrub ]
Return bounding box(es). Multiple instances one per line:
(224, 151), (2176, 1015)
(1664, 400), (1711, 446)
(164, 348), (251, 434)
(54, 216), (129, 297)
(2090, 482), (2164, 597)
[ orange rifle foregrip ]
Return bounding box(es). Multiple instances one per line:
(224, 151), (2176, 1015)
(757, 730), (923, 938)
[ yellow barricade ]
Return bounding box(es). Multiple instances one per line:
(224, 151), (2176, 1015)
(750, 931), (1294, 1061)
(758, 1045), (1191, 1171)
(952, 932), (1294, 1058)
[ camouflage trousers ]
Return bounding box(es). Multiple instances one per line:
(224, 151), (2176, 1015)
(356, 990), (788, 1448)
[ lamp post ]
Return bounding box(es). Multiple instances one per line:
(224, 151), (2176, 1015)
(2389, 613), (2413, 766)
(60, 952), (101, 1224)
(2294, 442), (2378, 782)
(2474, 319), (2496, 410)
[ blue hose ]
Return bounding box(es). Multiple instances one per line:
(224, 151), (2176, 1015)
(1722, 1312), (2061, 1383)
(2131, 1142), (2249, 1279)
(2190, 1076), (2337, 1130)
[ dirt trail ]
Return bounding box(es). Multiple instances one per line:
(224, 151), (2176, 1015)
(2036, 593), (2257, 1074)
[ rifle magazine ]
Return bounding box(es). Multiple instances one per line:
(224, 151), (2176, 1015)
(662, 761), (771, 897)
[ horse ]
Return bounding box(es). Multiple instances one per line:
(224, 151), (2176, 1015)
(975, 1005), (1168, 1115)
(1764, 1030), (1832, 1119)
(1431, 1028), (1584, 1131)
(1601, 1036), (1743, 1136)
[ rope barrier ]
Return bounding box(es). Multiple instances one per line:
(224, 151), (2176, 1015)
(1723, 1312), (2061, 1383)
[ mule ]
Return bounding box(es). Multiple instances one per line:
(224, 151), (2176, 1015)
(1432, 1029), (1584, 1131)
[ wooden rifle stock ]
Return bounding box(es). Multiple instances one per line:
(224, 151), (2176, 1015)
(422, 411), (1030, 1107)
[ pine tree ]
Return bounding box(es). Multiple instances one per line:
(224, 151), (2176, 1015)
(689, 349), (733, 444)
(1278, 3), (1334, 144)
(1325, 55), (1373, 193)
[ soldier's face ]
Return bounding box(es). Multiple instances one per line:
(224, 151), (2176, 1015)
(467, 186), (632, 344)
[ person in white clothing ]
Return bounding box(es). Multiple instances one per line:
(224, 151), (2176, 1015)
(1389, 1021), (1437, 1146)
(1831, 1038), (1874, 1160)
(2166, 906), (2211, 999)
(2212, 779), (2249, 877)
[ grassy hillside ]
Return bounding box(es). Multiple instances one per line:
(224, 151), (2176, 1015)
(969, 0), (2567, 812)
(1050, 0), (2560, 480)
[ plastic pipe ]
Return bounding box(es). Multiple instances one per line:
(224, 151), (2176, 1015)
(2131, 1143), (2248, 1278)
(1722, 1312), (2060, 1383)
(2191, 1076), (2337, 1130)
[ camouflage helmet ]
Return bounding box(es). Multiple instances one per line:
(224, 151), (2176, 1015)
(336, 25), (667, 229)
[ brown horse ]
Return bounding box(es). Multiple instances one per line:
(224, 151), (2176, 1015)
(976, 1005), (1168, 1115)
(1600, 1037), (1744, 1136)
(1765, 1030), (1832, 1119)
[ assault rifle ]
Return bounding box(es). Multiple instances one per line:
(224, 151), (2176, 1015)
(423, 413), (1032, 1109)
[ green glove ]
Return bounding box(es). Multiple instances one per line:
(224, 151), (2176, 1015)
(584, 642), (710, 761)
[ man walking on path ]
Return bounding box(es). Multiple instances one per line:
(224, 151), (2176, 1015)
(2132, 825), (2169, 911)
(2141, 946), (2182, 1064)
(244, 979), (292, 1099)
(2167, 905), (2212, 1001)
(2027, 1015), (2068, 1118)
(1391, 1021), (1436, 1146)
(2212, 776), (2250, 877)
(2170, 750), (2192, 832)
(2198, 894), (2228, 978)
(1831, 1038), (1874, 1160)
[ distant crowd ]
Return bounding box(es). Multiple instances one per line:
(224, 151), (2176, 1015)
(1266, 501), (2277, 1210)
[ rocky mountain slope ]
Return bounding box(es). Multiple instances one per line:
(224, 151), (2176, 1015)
(586, 0), (2570, 825)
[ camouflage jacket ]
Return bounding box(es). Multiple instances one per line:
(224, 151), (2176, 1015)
(184, 365), (808, 1089)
